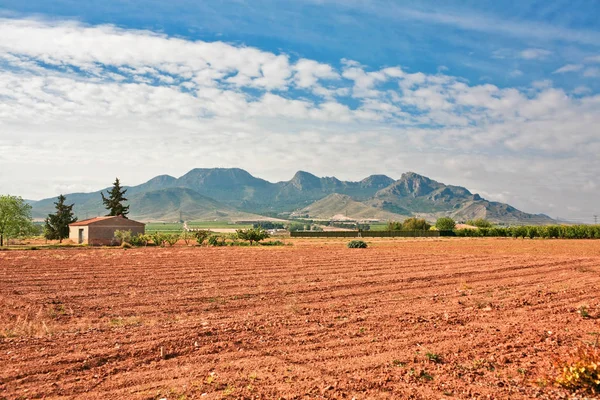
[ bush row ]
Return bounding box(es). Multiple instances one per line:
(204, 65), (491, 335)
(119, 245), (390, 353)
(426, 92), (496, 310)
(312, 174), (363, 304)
(116, 228), (287, 247)
(453, 225), (600, 239)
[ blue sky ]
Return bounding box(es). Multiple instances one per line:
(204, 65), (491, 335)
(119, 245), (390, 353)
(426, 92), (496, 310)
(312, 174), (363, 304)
(3, 0), (599, 91)
(0, 0), (599, 221)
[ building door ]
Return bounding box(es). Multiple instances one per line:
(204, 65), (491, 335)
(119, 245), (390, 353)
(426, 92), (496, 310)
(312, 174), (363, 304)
(78, 229), (84, 244)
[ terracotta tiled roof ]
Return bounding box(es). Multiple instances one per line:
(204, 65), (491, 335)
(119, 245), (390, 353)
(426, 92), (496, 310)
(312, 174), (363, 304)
(68, 216), (136, 226)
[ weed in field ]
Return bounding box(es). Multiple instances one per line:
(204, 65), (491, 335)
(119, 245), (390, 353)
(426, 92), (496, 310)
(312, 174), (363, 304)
(472, 358), (496, 372)
(419, 370), (434, 381)
(426, 352), (442, 363)
(554, 343), (600, 395)
(223, 384), (235, 396)
(48, 303), (68, 319)
(392, 359), (405, 367)
(1, 315), (53, 338)
(579, 305), (590, 319)
(109, 316), (142, 327)
(205, 372), (217, 384)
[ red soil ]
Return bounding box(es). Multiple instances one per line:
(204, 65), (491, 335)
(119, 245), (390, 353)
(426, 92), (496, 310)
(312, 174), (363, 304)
(1, 238), (599, 399)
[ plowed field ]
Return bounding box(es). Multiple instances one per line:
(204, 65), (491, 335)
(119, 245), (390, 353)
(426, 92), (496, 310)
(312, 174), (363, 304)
(1, 238), (599, 399)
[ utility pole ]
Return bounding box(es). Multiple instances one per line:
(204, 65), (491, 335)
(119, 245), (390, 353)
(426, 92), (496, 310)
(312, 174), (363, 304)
(594, 215), (598, 225)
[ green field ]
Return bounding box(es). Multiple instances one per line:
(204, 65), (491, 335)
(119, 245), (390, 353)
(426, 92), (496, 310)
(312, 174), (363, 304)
(187, 221), (253, 229)
(145, 223), (184, 233)
(368, 222), (390, 231)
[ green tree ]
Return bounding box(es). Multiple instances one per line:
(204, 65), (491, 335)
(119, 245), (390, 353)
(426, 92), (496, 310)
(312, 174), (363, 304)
(236, 228), (269, 245)
(180, 231), (195, 246)
(0, 195), (35, 246)
(402, 217), (431, 231)
(194, 230), (211, 246)
(288, 222), (306, 232)
(44, 194), (77, 243)
(150, 232), (166, 247)
(163, 233), (180, 247)
(387, 221), (403, 231)
(435, 217), (456, 231)
(466, 218), (492, 228)
(101, 178), (129, 217)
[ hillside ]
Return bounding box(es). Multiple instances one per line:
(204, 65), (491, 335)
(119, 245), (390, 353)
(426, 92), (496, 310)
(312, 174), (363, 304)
(127, 188), (269, 222)
(291, 194), (405, 221)
(29, 168), (556, 224)
(31, 187), (274, 222)
(450, 200), (555, 225)
(363, 172), (555, 224)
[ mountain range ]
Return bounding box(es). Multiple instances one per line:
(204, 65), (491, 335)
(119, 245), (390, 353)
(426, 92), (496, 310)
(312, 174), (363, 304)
(28, 168), (555, 225)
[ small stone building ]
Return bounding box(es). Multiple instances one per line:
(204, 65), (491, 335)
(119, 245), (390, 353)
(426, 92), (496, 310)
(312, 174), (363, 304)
(69, 216), (145, 245)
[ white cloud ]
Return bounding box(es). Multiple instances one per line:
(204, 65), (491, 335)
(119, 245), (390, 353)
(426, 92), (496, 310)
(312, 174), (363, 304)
(293, 58), (339, 89)
(0, 17), (599, 221)
(584, 55), (600, 63)
(572, 86), (591, 95)
(583, 67), (600, 78)
(304, 1), (600, 46)
(509, 69), (523, 77)
(519, 48), (552, 60)
(553, 64), (583, 74)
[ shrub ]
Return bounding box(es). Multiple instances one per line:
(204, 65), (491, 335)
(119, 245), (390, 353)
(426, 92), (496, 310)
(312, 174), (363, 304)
(253, 221), (285, 230)
(236, 228), (269, 245)
(259, 240), (285, 246)
(150, 232), (166, 247)
(114, 230), (132, 245)
(466, 219), (493, 228)
(288, 223), (306, 232)
(194, 230), (211, 246)
(402, 217), (431, 231)
(435, 217), (456, 231)
(207, 235), (227, 247)
(387, 221), (403, 231)
(347, 240), (368, 248)
(163, 233), (180, 247)
(180, 231), (195, 246)
(130, 234), (150, 247)
(511, 226), (528, 239)
(554, 344), (600, 395)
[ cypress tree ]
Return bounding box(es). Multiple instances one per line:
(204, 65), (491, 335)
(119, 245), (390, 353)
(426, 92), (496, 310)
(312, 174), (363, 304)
(101, 178), (130, 217)
(44, 194), (77, 242)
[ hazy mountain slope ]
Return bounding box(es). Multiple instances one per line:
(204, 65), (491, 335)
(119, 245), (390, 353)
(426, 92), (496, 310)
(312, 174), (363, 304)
(291, 193), (405, 220)
(128, 187), (268, 221)
(29, 168), (557, 224)
(30, 191), (105, 220)
(176, 168), (276, 208)
(271, 171), (396, 211)
(365, 172), (556, 224)
(369, 172), (476, 214)
(450, 200), (555, 225)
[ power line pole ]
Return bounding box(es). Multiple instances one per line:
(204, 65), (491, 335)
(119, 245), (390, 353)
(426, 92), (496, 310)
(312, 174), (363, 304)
(594, 215), (598, 225)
